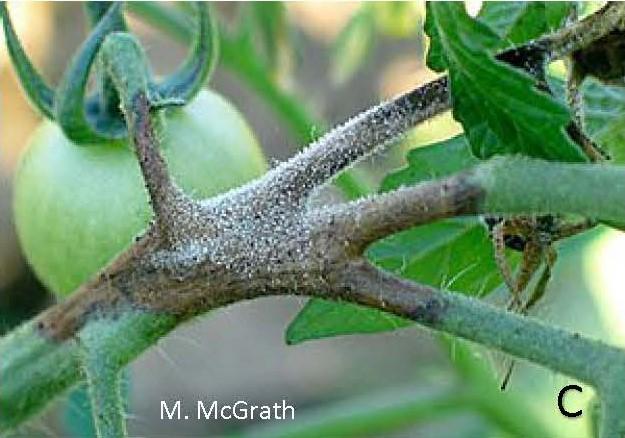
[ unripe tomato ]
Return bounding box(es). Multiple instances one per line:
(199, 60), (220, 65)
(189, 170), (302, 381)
(14, 89), (267, 297)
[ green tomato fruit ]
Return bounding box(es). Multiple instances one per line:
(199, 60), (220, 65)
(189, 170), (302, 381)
(14, 89), (267, 297)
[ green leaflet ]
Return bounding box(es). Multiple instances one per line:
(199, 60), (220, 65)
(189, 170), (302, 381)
(286, 136), (518, 344)
(380, 135), (477, 191)
(54, 3), (127, 144)
(425, 2), (585, 162)
(477, 2), (572, 46)
(286, 299), (410, 345)
(548, 74), (625, 165)
(582, 77), (625, 164)
(155, 2), (218, 105)
(425, 3), (500, 72)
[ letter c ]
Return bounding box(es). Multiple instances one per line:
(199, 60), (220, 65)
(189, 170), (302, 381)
(558, 384), (583, 418)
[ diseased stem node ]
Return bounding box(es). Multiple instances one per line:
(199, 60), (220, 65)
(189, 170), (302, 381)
(99, 32), (201, 244)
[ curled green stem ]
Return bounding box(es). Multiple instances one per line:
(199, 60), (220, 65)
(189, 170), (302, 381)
(155, 2), (219, 104)
(55, 2), (127, 144)
(84, 2), (128, 120)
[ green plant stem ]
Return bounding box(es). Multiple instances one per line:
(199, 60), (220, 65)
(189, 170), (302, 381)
(438, 292), (618, 390)
(598, 378), (625, 438)
(477, 157), (625, 228)
(439, 337), (552, 437)
(82, 339), (127, 438)
(84, 2), (127, 120)
(0, 312), (176, 430)
(440, 294), (624, 438)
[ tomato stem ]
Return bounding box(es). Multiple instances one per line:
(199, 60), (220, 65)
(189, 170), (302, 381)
(81, 323), (128, 438)
(99, 32), (189, 237)
(84, 2), (127, 122)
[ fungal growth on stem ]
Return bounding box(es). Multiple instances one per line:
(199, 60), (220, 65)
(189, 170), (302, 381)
(2, 2), (625, 438)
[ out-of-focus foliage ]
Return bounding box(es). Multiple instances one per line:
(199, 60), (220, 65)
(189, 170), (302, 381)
(331, 7), (376, 85)
(330, 2), (422, 85)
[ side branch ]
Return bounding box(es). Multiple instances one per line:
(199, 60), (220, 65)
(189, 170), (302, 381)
(258, 77), (450, 203)
(82, 353), (127, 438)
(124, 93), (185, 225)
(321, 172), (482, 254)
(333, 260), (625, 410)
(99, 33), (190, 237)
(545, 2), (625, 61)
(322, 157), (625, 252)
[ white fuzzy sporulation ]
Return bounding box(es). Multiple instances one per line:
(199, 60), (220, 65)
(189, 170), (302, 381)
(254, 78), (450, 206)
(138, 79), (450, 295)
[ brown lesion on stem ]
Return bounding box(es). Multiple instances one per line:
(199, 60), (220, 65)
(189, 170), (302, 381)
(125, 93), (205, 242)
(546, 2), (625, 62)
(35, 169), (487, 342)
(330, 259), (445, 325)
(126, 94), (178, 212)
(35, 229), (158, 341)
(317, 172), (484, 255)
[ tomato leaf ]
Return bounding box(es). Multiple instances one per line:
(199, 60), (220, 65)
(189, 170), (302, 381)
(477, 2), (572, 46)
(425, 2), (585, 162)
(582, 77), (625, 164)
(286, 300), (410, 345)
(425, 3), (500, 73)
(547, 73), (625, 164)
(380, 135), (477, 191)
(286, 136), (518, 344)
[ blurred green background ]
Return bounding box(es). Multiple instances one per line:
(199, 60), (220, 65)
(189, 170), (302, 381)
(1, 2), (624, 437)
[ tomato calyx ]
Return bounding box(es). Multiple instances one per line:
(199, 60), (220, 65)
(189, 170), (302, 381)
(0, 1), (218, 145)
